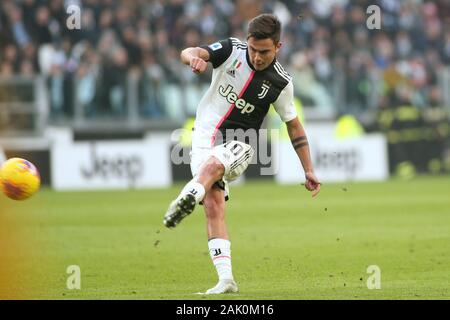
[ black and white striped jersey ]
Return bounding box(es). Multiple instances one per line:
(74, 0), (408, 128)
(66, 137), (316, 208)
(194, 37), (297, 148)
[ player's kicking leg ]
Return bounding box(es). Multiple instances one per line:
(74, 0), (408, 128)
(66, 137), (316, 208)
(163, 156), (224, 228)
(164, 140), (253, 228)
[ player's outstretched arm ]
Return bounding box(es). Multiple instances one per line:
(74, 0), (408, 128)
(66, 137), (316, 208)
(286, 117), (321, 197)
(180, 47), (210, 74)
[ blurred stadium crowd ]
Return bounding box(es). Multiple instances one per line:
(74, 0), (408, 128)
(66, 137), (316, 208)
(0, 0), (450, 121)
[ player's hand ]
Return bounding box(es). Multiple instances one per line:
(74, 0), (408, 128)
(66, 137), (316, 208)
(190, 57), (207, 74)
(304, 171), (321, 197)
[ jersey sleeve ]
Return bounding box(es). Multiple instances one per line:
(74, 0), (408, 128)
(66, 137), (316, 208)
(273, 81), (298, 122)
(199, 38), (233, 69)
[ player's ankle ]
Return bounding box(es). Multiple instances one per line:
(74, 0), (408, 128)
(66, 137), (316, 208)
(179, 180), (205, 204)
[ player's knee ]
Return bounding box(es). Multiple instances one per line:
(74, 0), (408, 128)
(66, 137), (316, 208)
(201, 157), (225, 179)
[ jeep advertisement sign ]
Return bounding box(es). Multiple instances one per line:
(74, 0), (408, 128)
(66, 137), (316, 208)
(51, 131), (171, 190)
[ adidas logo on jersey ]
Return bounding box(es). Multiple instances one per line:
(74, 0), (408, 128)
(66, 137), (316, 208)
(226, 59), (242, 78)
(219, 85), (255, 114)
(226, 69), (236, 77)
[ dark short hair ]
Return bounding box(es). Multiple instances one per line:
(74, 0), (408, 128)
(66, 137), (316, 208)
(247, 14), (281, 44)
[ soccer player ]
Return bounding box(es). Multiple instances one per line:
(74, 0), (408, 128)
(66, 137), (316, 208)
(164, 14), (321, 294)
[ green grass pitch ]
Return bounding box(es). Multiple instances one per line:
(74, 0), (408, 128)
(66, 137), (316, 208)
(9, 176), (450, 299)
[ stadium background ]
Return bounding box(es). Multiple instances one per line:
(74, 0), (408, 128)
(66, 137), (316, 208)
(0, 0), (450, 299)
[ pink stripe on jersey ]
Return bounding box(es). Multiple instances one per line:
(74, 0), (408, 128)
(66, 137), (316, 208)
(211, 71), (255, 146)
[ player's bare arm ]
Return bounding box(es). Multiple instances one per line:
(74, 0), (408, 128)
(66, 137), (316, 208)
(286, 117), (321, 197)
(180, 47), (210, 73)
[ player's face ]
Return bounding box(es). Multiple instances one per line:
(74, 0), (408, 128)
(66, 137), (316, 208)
(247, 37), (281, 71)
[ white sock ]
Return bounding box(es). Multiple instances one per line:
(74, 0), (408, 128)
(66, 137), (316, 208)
(178, 179), (205, 204)
(208, 238), (233, 281)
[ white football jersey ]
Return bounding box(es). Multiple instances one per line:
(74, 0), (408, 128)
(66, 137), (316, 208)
(193, 37), (297, 148)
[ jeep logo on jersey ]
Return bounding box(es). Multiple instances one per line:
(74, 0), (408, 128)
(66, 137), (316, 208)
(219, 85), (255, 114)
